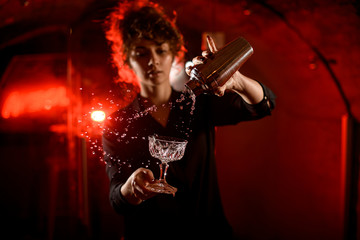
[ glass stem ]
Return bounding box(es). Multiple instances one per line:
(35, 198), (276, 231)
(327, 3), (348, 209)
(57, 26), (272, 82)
(159, 161), (169, 182)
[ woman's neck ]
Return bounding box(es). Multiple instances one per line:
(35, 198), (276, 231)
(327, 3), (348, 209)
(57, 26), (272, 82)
(139, 83), (172, 128)
(140, 82), (172, 106)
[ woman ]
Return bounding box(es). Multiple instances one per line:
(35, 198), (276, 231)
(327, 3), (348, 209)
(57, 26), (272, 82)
(102, 1), (275, 239)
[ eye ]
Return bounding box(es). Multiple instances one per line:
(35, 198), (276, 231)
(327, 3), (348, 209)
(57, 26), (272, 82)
(134, 50), (148, 57)
(156, 48), (168, 55)
(131, 47), (150, 58)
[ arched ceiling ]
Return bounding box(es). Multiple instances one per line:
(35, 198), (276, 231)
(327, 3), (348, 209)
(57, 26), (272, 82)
(0, 0), (359, 120)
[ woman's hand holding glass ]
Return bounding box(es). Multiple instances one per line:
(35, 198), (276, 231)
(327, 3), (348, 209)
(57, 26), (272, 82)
(121, 168), (158, 205)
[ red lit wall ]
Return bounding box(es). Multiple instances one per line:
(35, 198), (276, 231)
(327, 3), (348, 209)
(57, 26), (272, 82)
(208, 2), (357, 239)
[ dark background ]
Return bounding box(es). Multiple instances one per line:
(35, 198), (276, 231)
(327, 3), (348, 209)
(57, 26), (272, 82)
(0, 0), (360, 239)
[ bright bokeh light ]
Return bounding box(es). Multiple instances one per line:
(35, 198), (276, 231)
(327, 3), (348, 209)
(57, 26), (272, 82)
(91, 110), (106, 122)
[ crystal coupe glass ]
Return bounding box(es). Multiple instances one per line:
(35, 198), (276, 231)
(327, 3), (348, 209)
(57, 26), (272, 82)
(147, 134), (188, 195)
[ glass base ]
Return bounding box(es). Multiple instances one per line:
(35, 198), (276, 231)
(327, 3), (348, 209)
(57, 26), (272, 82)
(146, 180), (177, 196)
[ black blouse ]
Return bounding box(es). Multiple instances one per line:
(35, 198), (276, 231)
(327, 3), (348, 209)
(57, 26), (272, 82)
(102, 83), (275, 240)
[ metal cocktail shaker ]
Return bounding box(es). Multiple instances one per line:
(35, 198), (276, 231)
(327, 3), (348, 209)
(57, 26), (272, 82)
(185, 36), (253, 96)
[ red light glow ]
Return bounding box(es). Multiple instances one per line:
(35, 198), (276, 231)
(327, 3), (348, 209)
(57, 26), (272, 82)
(1, 86), (69, 119)
(91, 110), (106, 122)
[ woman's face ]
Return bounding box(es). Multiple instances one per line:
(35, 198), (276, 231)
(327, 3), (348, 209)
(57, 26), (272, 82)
(128, 39), (174, 87)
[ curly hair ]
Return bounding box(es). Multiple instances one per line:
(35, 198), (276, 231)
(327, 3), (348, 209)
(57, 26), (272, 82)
(104, 0), (185, 87)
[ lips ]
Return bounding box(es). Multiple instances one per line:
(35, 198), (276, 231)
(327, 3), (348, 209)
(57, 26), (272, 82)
(147, 69), (162, 77)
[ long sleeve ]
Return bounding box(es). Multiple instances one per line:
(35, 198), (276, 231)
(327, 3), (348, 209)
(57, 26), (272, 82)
(103, 134), (139, 215)
(203, 82), (276, 126)
(102, 107), (143, 215)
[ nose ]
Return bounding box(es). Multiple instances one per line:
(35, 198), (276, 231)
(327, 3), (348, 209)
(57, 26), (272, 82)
(148, 53), (159, 67)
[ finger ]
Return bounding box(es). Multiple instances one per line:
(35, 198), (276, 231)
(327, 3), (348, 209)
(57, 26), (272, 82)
(213, 85), (226, 97)
(137, 169), (158, 197)
(132, 177), (145, 194)
(185, 65), (194, 76)
(185, 61), (195, 76)
(142, 168), (155, 182)
(132, 180), (146, 200)
(214, 89), (223, 97)
(207, 35), (218, 53)
(201, 50), (213, 59)
(130, 169), (148, 199)
(133, 179), (156, 200)
(192, 56), (206, 65)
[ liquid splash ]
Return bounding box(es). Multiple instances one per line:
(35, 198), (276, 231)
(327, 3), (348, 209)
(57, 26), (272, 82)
(82, 88), (197, 172)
